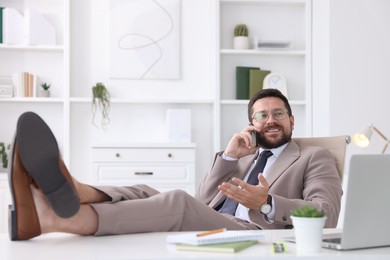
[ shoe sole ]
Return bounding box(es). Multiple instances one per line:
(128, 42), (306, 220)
(16, 112), (80, 218)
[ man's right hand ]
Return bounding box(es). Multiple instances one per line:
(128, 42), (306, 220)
(224, 125), (259, 159)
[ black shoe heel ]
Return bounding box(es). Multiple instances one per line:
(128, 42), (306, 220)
(9, 204), (17, 241)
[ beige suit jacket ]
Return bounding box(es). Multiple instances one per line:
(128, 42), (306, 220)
(196, 140), (343, 229)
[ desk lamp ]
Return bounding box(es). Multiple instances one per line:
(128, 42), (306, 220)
(352, 124), (390, 154)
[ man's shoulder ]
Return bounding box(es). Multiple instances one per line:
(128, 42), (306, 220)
(288, 139), (333, 158)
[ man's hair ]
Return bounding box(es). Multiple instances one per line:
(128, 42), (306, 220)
(247, 88), (292, 122)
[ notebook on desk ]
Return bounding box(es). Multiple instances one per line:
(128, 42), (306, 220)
(287, 154), (390, 250)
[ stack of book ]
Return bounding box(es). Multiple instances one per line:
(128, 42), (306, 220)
(12, 72), (38, 97)
(167, 229), (265, 253)
(236, 66), (271, 100)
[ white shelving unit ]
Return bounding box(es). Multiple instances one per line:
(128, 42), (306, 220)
(0, 0), (70, 161)
(0, 0), (68, 233)
(216, 0), (312, 150)
(0, 0), (314, 233)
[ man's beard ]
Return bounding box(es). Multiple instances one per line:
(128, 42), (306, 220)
(256, 124), (292, 149)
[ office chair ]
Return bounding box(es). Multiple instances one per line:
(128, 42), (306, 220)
(293, 135), (351, 180)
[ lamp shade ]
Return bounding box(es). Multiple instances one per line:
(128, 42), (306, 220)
(352, 126), (373, 147)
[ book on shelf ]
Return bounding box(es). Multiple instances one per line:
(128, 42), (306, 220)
(176, 240), (258, 253)
(0, 7), (4, 43)
(12, 72), (38, 97)
(249, 69), (271, 98)
(2, 7), (24, 45)
(24, 8), (56, 45)
(236, 66), (259, 100)
(2, 7), (56, 45)
(166, 230), (265, 246)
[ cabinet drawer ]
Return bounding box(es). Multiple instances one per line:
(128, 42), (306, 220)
(94, 164), (195, 184)
(92, 148), (195, 163)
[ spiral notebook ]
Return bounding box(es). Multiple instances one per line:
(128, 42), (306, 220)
(166, 230), (266, 246)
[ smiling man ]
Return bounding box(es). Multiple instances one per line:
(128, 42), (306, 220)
(9, 88), (342, 240)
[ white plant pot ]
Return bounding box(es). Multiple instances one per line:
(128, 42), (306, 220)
(291, 216), (327, 254)
(40, 90), (50, 97)
(233, 36), (249, 49)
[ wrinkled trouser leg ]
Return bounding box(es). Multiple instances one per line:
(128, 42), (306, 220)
(90, 185), (258, 236)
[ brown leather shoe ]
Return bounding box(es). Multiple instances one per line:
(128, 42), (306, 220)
(15, 111), (80, 218)
(8, 142), (41, 241)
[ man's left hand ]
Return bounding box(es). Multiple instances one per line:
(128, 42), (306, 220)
(218, 173), (269, 210)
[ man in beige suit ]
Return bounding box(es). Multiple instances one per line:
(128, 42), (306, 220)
(9, 89), (342, 240)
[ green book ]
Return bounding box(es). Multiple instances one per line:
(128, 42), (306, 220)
(176, 240), (258, 253)
(236, 66), (260, 99)
(249, 69), (271, 98)
(0, 7), (4, 43)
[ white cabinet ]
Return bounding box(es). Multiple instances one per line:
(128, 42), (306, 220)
(216, 0), (312, 150)
(91, 143), (196, 195)
(0, 174), (10, 233)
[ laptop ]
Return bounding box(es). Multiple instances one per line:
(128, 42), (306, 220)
(289, 154), (390, 250)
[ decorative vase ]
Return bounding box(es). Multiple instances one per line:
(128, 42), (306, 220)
(40, 90), (50, 97)
(233, 36), (249, 49)
(290, 216), (327, 254)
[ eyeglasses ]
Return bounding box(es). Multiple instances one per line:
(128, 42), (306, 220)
(252, 109), (289, 123)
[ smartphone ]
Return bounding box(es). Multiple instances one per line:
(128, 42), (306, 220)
(251, 131), (260, 147)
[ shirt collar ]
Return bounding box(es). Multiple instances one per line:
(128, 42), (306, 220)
(258, 142), (289, 159)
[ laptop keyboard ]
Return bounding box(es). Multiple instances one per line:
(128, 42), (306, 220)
(323, 237), (341, 244)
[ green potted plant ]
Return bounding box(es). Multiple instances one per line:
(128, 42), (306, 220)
(40, 82), (51, 97)
(290, 206), (327, 254)
(233, 24), (249, 49)
(291, 205), (325, 218)
(0, 142), (11, 171)
(92, 82), (111, 130)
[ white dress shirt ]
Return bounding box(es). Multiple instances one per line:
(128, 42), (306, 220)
(223, 143), (288, 223)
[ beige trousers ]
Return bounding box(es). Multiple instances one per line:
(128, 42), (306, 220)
(90, 184), (260, 236)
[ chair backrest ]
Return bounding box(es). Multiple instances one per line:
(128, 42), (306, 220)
(293, 135), (350, 180)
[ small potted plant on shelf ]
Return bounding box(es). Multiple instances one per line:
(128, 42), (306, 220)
(92, 82), (111, 130)
(233, 23), (249, 49)
(40, 82), (51, 97)
(290, 206), (326, 254)
(0, 142), (11, 171)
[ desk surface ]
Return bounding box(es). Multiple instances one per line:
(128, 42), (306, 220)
(1, 229), (389, 259)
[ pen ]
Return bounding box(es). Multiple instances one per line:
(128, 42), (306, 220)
(196, 228), (226, 237)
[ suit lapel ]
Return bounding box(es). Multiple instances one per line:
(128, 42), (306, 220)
(266, 140), (300, 187)
(210, 143), (300, 208)
(209, 151), (258, 208)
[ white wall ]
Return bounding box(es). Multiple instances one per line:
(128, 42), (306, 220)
(313, 0), (390, 228)
(68, 0), (390, 184)
(314, 0), (390, 160)
(68, 0), (218, 184)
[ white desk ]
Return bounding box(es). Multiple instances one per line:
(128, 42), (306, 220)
(1, 229), (389, 259)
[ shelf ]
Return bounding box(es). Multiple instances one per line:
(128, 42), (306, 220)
(221, 0), (306, 6)
(220, 99), (307, 105)
(0, 97), (64, 103)
(0, 44), (64, 52)
(70, 97), (215, 104)
(218, 0), (312, 149)
(221, 49), (306, 56)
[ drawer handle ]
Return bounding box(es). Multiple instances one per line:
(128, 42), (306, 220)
(115, 153), (120, 158)
(134, 172), (153, 176)
(168, 153), (172, 158)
